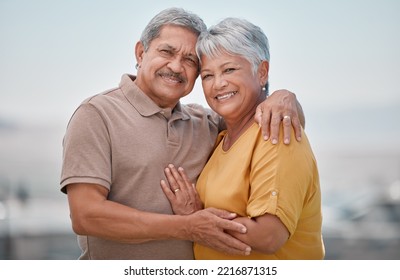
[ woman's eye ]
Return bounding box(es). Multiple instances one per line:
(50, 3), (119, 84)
(225, 68), (235, 73)
(201, 74), (212, 80)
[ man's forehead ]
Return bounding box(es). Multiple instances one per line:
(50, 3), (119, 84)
(157, 25), (198, 41)
(152, 28), (197, 53)
(159, 24), (198, 35)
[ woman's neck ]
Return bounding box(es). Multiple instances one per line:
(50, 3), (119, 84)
(223, 114), (255, 151)
(223, 95), (266, 150)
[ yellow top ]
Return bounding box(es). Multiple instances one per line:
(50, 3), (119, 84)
(194, 123), (324, 259)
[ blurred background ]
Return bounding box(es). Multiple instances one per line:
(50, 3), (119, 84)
(1, 0), (399, 259)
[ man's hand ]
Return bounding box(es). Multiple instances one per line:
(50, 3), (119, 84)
(186, 208), (252, 256)
(255, 89), (305, 144)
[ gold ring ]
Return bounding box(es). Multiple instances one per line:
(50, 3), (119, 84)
(174, 189), (180, 193)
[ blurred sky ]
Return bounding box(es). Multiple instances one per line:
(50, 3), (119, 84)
(1, 0), (400, 153)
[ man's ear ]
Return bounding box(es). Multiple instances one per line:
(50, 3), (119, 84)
(135, 41), (145, 66)
(258, 60), (269, 85)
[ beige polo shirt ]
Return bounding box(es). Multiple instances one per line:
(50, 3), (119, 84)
(60, 74), (222, 259)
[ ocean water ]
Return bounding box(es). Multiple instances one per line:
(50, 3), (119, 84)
(0, 122), (65, 198)
(0, 121), (399, 259)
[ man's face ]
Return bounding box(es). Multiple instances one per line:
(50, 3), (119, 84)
(135, 25), (200, 108)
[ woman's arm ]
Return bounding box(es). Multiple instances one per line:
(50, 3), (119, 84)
(227, 214), (289, 255)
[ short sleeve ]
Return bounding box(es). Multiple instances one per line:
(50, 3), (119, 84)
(60, 103), (112, 193)
(247, 128), (313, 236)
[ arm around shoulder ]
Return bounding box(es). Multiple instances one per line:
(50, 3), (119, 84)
(255, 89), (305, 144)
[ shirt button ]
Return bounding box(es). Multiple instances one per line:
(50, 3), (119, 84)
(271, 191), (277, 196)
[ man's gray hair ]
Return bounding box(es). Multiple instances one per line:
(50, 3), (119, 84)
(140, 7), (207, 51)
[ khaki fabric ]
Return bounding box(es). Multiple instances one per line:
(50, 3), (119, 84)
(61, 74), (221, 259)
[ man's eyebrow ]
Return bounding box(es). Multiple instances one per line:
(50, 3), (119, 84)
(158, 44), (176, 51)
(185, 53), (198, 60)
(158, 44), (198, 60)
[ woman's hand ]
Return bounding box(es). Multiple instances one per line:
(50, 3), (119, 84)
(160, 164), (203, 215)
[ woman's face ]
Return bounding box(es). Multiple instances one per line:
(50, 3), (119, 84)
(200, 51), (267, 121)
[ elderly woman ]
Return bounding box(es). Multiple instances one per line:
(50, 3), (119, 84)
(161, 17), (324, 259)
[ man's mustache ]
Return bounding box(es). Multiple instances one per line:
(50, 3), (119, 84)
(157, 70), (186, 83)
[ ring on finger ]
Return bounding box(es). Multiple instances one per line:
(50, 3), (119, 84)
(174, 188), (180, 193)
(283, 115), (291, 120)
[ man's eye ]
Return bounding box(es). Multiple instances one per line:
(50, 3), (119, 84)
(185, 57), (198, 66)
(160, 49), (172, 55)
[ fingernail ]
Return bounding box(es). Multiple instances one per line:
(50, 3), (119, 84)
(297, 136), (302, 141)
(178, 166), (184, 171)
(168, 164), (174, 168)
(284, 138), (289, 144)
(241, 227), (247, 233)
(263, 135), (269, 141)
(245, 247), (251, 255)
(272, 139), (278, 145)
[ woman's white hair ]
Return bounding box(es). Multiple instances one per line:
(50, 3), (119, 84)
(196, 17), (270, 90)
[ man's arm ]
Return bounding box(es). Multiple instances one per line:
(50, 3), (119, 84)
(255, 89), (305, 144)
(66, 183), (251, 255)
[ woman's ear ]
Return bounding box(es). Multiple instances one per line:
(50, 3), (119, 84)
(258, 60), (269, 85)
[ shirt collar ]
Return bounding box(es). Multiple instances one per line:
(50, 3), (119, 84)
(119, 74), (190, 120)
